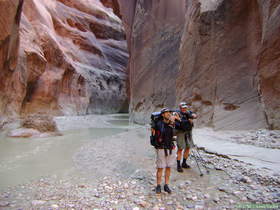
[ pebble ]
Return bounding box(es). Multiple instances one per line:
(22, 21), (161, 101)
(167, 201), (173, 205)
(131, 180), (137, 185)
(185, 180), (192, 185)
(124, 183), (129, 189)
(191, 196), (198, 201)
(241, 196), (247, 201)
(215, 166), (223, 170)
(139, 200), (148, 208)
(186, 195), (193, 200)
(67, 204), (75, 208)
(152, 205), (160, 210)
(186, 204), (195, 208)
(233, 191), (241, 195)
(178, 183), (185, 189)
(51, 204), (59, 208)
(239, 176), (252, 183)
(218, 187), (227, 192)
(0, 201), (10, 207)
(176, 204), (184, 209)
(204, 193), (210, 199)
(229, 199), (235, 204)
(119, 194), (126, 199)
(250, 184), (257, 190)
(247, 194), (256, 201)
(195, 205), (204, 210)
(94, 193), (101, 198)
(31, 200), (46, 206)
(213, 197), (220, 203)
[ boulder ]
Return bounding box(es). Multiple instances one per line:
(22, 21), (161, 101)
(8, 128), (41, 138)
(8, 115), (61, 137)
(22, 115), (58, 133)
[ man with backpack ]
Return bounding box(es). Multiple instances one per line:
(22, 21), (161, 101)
(175, 102), (197, 172)
(150, 108), (180, 194)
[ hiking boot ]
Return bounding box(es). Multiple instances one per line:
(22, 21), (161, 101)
(164, 184), (172, 194)
(155, 185), (161, 194)
(177, 165), (183, 173)
(182, 162), (191, 169)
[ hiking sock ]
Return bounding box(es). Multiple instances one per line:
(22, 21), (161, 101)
(183, 158), (187, 164)
(177, 160), (183, 172)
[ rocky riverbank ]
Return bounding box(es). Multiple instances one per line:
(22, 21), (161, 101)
(226, 130), (280, 149)
(0, 115), (280, 210)
(0, 148), (279, 209)
(0, 115), (279, 209)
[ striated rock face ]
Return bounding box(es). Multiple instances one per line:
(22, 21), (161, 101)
(119, 0), (187, 123)
(257, 0), (280, 129)
(1, 0), (279, 130)
(0, 0), (128, 117)
(0, 0), (24, 116)
(122, 0), (280, 130)
(177, 0), (280, 130)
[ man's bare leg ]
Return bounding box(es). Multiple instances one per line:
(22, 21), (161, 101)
(156, 168), (163, 185)
(165, 167), (171, 184)
(155, 168), (163, 194)
(177, 149), (183, 161)
(183, 148), (190, 159)
(164, 167), (172, 193)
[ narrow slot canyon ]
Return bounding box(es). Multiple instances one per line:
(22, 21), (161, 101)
(0, 0), (280, 209)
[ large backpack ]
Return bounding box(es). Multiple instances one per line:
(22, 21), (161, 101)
(150, 112), (163, 147)
(177, 111), (193, 132)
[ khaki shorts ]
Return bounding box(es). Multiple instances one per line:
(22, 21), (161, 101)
(176, 130), (194, 150)
(155, 149), (176, 168)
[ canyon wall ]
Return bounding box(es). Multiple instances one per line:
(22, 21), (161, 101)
(122, 0), (280, 130)
(0, 0), (24, 117)
(257, 0), (280, 129)
(178, 0), (280, 130)
(1, 0), (279, 130)
(119, 0), (187, 123)
(0, 0), (128, 118)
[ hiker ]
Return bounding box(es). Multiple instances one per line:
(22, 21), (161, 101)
(151, 108), (179, 194)
(175, 102), (197, 172)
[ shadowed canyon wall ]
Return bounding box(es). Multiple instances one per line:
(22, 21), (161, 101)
(120, 0), (280, 130)
(0, 0), (24, 117)
(0, 0), (128, 118)
(178, 0), (280, 130)
(119, 0), (187, 123)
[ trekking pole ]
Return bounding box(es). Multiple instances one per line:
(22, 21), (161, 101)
(193, 147), (210, 174)
(191, 151), (204, 177)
